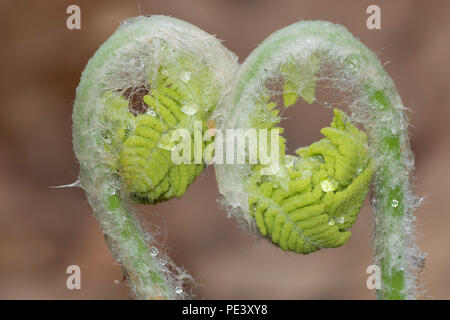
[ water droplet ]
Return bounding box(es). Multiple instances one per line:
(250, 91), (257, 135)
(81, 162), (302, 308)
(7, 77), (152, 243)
(157, 133), (176, 151)
(114, 280), (120, 284)
(321, 178), (339, 192)
(150, 246), (158, 257)
(159, 258), (167, 266)
(146, 108), (156, 116)
(324, 102), (330, 107)
(180, 71), (191, 83)
(337, 216), (345, 224)
(328, 219), (336, 226)
(356, 167), (363, 175)
(175, 286), (183, 294)
(391, 199), (399, 208)
(344, 53), (361, 73)
(181, 103), (198, 115)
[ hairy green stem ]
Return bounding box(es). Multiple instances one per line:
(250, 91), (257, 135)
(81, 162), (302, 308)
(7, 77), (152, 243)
(73, 18), (173, 299)
(215, 21), (423, 299)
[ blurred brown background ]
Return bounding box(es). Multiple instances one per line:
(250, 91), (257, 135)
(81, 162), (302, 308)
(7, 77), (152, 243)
(0, 0), (449, 299)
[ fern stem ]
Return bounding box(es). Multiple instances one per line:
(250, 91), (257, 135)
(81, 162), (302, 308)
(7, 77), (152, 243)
(72, 18), (173, 299)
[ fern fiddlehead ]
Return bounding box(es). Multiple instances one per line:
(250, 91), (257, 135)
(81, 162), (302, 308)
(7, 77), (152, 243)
(73, 16), (423, 300)
(72, 16), (238, 299)
(117, 57), (214, 204)
(246, 108), (374, 254)
(214, 21), (423, 299)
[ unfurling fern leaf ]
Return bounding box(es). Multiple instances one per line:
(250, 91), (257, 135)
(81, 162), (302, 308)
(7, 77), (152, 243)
(73, 16), (422, 300)
(247, 109), (373, 254)
(214, 20), (422, 299)
(72, 15), (238, 299)
(216, 49), (374, 254)
(108, 59), (214, 204)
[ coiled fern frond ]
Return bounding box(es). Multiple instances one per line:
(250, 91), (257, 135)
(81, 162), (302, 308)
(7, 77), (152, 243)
(72, 16), (238, 299)
(72, 16), (423, 300)
(110, 59), (214, 204)
(248, 109), (373, 254)
(214, 20), (423, 299)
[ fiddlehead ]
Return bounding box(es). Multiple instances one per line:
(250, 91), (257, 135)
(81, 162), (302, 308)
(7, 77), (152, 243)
(116, 58), (213, 204)
(72, 15), (238, 299)
(214, 21), (423, 299)
(247, 108), (374, 254)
